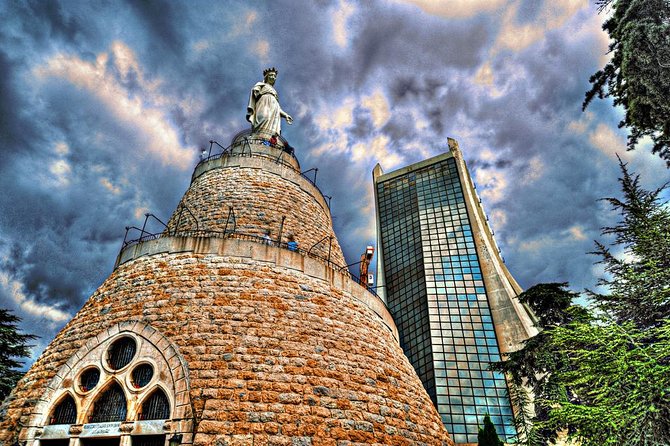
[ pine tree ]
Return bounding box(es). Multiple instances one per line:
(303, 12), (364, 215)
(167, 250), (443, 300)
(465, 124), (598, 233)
(492, 284), (587, 446)
(0, 308), (37, 401)
(590, 158), (670, 328)
(584, 0), (670, 166)
(478, 414), (504, 446)
(493, 162), (670, 445)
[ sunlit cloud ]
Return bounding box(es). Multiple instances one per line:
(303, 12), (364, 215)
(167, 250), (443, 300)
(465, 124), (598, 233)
(246, 10), (257, 26)
(332, 0), (356, 48)
(518, 224), (590, 253)
(567, 225), (588, 241)
(312, 91), (402, 168)
(314, 97), (356, 132)
(111, 41), (142, 82)
(33, 41), (194, 169)
(475, 62), (494, 87)
(473, 62), (505, 98)
(100, 177), (122, 195)
(253, 40), (270, 63)
(48, 159), (72, 188)
(228, 9), (258, 38)
(0, 271), (71, 328)
(589, 122), (627, 159)
(489, 208), (508, 230)
(397, 0), (506, 18)
(44, 141), (74, 188)
(493, 0), (588, 53)
(134, 206), (150, 219)
(517, 234), (554, 252)
(475, 168), (508, 203)
(361, 89), (391, 129)
(352, 134), (404, 169)
(54, 142), (70, 155)
(193, 39), (211, 52)
(523, 156), (544, 183)
(568, 111), (594, 134)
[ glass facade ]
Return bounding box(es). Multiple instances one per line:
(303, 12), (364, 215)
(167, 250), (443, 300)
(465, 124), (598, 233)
(376, 156), (515, 444)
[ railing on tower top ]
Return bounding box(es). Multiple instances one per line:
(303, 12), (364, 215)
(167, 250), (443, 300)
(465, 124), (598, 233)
(195, 130), (332, 209)
(119, 227), (380, 299)
(117, 131), (376, 295)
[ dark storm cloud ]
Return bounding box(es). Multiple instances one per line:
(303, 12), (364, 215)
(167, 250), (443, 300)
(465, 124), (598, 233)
(0, 184), (117, 313)
(123, 0), (186, 58)
(393, 18), (626, 292)
(350, 3), (494, 79)
(7, 0), (90, 46)
(348, 110), (376, 139)
(0, 50), (29, 150)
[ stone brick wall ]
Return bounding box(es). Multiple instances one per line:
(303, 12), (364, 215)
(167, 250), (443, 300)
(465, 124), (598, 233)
(165, 145), (346, 268)
(0, 245), (453, 446)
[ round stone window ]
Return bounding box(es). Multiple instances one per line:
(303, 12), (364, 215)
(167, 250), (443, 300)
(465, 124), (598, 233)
(106, 336), (137, 370)
(79, 367), (100, 393)
(131, 363), (154, 389)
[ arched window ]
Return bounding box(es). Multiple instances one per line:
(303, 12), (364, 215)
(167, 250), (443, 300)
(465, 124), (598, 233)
(49, 394), (77, 425)
(131, 363), (154, 389)
(31, 324), (192, 446)
(89, 382), (127, 423)
(139, 389), (170, 420)
(107, 336), (136, 370)
(79, 367), (100, 392)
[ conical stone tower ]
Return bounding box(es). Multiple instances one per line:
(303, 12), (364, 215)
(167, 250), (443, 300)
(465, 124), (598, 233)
(0, 131), (454, 446)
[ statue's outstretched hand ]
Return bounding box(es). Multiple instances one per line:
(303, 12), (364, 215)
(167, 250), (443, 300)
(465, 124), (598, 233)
(285, 114), (293, 125)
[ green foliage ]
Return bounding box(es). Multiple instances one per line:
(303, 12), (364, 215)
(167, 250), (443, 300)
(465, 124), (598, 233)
(548, 321), (670, 445)
(0, 308), (37, 401)
(584, 0), (670, 166)
(478, 414), (504, 446)
(493, 284), (585, 446)
(590, 160), (670, 328)
(505, 379), (540, 446)
(494, 162), (670, 445)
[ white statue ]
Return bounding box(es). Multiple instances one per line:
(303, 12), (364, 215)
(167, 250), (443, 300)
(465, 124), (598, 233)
(246, 67), (293, 136)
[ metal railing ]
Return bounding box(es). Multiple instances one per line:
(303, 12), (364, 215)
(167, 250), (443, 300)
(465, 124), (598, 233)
(194, 130), (332, 209)
(119, 228), (380, 299)
(116, 130), (382, 297)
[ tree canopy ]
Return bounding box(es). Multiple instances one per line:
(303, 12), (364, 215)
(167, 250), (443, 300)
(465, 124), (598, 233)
(478, 414), (504, 446)
(0, 308), (37, 401)
(495, 161), (670, 445)
(584, 0), (670, 166)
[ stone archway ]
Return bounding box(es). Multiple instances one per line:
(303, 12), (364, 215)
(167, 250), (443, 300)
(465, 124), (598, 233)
(24, 321), (193, 445)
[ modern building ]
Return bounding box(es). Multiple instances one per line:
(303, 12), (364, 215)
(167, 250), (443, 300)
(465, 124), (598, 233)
(373, 138), (537, 444)
(0, 132), (455, 445)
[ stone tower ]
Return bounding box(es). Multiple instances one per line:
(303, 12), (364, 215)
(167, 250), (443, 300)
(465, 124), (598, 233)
(0, 132), (454, 446)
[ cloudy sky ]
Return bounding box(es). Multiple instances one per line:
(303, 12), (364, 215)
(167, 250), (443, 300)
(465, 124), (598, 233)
(1, 0), (668, 366)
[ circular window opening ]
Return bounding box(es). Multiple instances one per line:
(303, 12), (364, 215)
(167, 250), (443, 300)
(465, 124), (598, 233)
(79, 367), (100, 392)
(107, 336), (137, 370)
(131, 363), (154, 389)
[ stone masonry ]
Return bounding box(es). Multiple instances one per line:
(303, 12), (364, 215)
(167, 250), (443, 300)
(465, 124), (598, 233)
(0, 136), (454, 445)
(165, 139), (345, 268)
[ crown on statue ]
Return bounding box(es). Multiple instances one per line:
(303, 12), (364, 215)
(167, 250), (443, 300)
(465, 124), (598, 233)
(263, 67), (278, 76)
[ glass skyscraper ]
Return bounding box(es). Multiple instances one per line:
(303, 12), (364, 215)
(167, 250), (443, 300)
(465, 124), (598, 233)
(373, 139), (537, 444)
